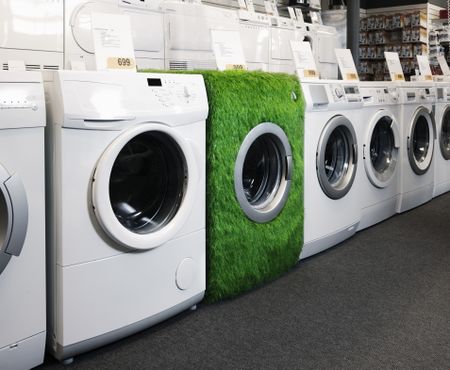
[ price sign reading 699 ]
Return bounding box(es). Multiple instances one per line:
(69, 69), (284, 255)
(107, 57), (136, 70)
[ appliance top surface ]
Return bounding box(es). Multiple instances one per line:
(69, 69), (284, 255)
(0, 71), (42, 84)
(54, 71), (208, 127)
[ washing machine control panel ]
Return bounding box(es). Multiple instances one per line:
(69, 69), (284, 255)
(360, 87), (399, 106)
(145, 76), (204, 109)
(330, 84), (361, 103)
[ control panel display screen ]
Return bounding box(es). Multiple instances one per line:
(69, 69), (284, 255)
(344, 86), (357, 94)
(147, 78), (162, 87)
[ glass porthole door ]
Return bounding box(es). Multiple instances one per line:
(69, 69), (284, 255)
(92, 123), (198, 250)
(364, 111), (400, 188)
(407, 107), (435, 175)
(439, 107), (450, 160)
(317, 115), (358, 199)
(0, 164), (28, 276)
(234, 123), (293, 223)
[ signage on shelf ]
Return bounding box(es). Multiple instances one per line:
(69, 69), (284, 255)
(335, 49), (359, 81)
(437, 55), (450, 76)
(91, 13), (136, 72)
(416, 55), (433, 81)
(385, 52), (405, 81)
(211, 30), (247, 71)
(290, 41), (319, 80)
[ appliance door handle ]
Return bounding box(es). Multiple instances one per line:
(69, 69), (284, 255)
(285, 155), (293, 181)
(407, 136), (410, 151)
(1, 174), (28, 257)
(353, 144), (358, 164)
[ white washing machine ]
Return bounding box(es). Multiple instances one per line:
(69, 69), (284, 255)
(65, 0), (165, 70)
(433, 81), (450, 197)
(268, 16), (296, 74)
(45, 71), (207, 362)
(397, 82), (436, 213)
(0, 72), (46, 369)
(0, 0), (63, 70)
(300, 80), (363, 260)
(238, 10), (270, 71)
(163, 2), (239, 70)
(304, 23), (339, 79)
(357, 82), (401, 231)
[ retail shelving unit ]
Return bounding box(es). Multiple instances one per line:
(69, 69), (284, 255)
(358, 4), (443, 81)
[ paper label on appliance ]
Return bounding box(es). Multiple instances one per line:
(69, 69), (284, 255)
(245, 0), (255, 12)
(287, 7), (297, 20)
(264, 0), (278, 16)
(417, 55), (433, 80)
(335, 49), (359, 81)
(385, 52), (405, 81)
(437, 55), (450, 76)
(211, 30), (247, 71)
(237, 0), (247, 10)
(294, 8), (305, 24)
(91, 13), (136, 72)
(290, 41), (318, 80)
(7, 60), (25, 71)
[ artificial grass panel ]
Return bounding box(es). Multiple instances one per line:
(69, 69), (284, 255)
(141, 70), (304, 302)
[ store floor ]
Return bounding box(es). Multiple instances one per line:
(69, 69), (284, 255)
(39, 192), (450, 369)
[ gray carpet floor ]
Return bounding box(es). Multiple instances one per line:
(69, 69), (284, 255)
(38, 192), (450, 369)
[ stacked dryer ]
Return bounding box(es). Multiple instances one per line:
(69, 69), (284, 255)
(300, 80), (363, 259)
(0, 0), (63, 70)
(238, 10), (271, 71)
(268, 16), (297, 74)
(304, 23), (339, 79)
(433, 78), (450, 197)
(397, 82), (436, 213)
(163, 2), (239, 71)
(357, 82), (401, 230)
(65, 0), (165, 70)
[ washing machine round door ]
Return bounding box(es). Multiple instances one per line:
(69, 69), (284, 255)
(0, 165), (28, 276)
(364, 111), (400, 188)
(92, 124), (198, 250)
(234, 123), (293, 223)
(317, 115), (358, 200)
(439, 106), (450, 160)
(408, 107), (435, 175)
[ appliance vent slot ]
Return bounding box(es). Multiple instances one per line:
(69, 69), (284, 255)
(25, 64), (41, 71)
(2, 64), (8, 71)
(43, 65), (60, 70)
(169, 60), (188, 70)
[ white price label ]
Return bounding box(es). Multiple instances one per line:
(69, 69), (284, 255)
(335, 49), (359, 81)
(385, 52), (405, 82)
(91, 13), (136, 72)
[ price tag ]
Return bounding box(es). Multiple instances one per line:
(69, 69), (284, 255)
(211, 30), (247, 71)
(385, 52), (405, 82)
(237, 0), (247, 10)
(91, 13), (136, 72)
(245, 0), (255, 13)
(290, 41), (319, 80)
(287, 7), (296, 20)
(335, 49), (359, 81)
(417, 55), (433, 81)
(226, 64), (246, 70)
(437, 55), (450, 76)
(107, 57), (136, 70)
